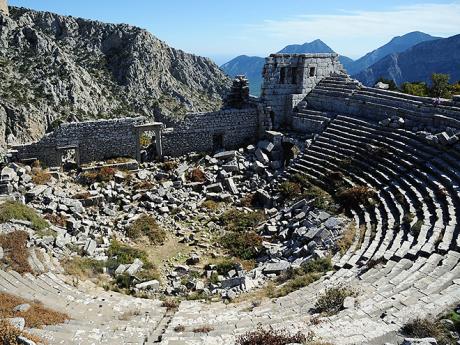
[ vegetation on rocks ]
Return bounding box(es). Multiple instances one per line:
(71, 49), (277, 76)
(0, 201), (49, 231)
(0, 231), (32, 274)
(336, 186), (376, 209)
(0, 320), (44, 345)
(401, 317), (457, 345)
(127, 215), (166, 245)
(220, 209), (265, 232)
(221, 231), (263, 260)
(235, 325), (310, 345)
(79, 167), (116, 185)
(314, 286), (358, 315)
(63, 257), (106, 280)
(270, 257), (333, 298)
(0, 292), (69, 328)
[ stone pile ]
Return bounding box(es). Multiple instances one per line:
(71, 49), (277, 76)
(0, 130), (344, 301)
(417, 127), (460, 146)
(224, 75), (250, 109)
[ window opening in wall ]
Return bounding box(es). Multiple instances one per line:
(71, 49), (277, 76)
(213, 133), (224, 151)
(309, 67), (316, 77)
(280, 67), (287, 84)
(291, 67), (298, 84)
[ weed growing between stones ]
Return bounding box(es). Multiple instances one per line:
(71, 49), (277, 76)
(401, 317), (456, 345)
(270, 257), (333, 298)
(235, 325), (311, 345)
(314, 286), (358, 315)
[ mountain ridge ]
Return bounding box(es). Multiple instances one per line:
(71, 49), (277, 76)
(353, 34), (460, 86)
(0, 6), (231, 149)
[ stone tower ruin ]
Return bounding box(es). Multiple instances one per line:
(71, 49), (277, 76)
(261, 53), (345, 128)
(0, 0), (9, 16)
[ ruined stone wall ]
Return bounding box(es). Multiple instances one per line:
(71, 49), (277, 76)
(11, 117), (145, 166)
(0, 0), (8, 16)
(307, 86), (460, 130)
(162, 106), (264, 157)
(261, 53), (344, 128)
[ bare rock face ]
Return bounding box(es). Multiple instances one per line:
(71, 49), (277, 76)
(0, 0), (8, 16)
(0, 7), (231, 149)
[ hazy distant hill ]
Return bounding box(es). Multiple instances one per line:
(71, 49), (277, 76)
(220, 55), (265, 96)
(354, 34), (460, 86)
(347, 31), (440, 75)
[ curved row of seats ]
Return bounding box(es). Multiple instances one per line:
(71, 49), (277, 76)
(0, 266), (167, 344)
(289, 114), (460, 269)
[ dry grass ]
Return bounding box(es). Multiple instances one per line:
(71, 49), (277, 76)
(43, 213), (67, 227)
(201, 200), (221, 211)
(161, 161), (178, 172)
(0, 231), (32, 274)
(0, 320), (45, 345)
(127, 215), (166, 245)
(189, 167), (206, 182)
(192, 325), (214, 333)
(133, 181), (155, 190)
(336, 222), (356, 255)
(31, 168), (52, 185)
(79, 167), (116, 185)
(0, 292), (69, 328)
(62, 257), (106, 280)
(336, 186), (376, 209)
(161, 299), (180, 312)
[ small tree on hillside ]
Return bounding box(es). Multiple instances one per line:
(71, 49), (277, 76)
(430, 73), (451, 98)
(401, 82), (429, 97)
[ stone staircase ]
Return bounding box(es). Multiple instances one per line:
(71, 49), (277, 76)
(158, 113), (460, 344)
(0, 267), (168, 344)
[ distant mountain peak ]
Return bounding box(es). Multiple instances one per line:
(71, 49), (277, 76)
(277, 39), (334, 54)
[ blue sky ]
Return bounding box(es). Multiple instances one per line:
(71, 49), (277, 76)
(8, 0), (460, 64)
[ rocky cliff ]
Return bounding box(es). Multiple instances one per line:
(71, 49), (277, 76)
(0, 7), (231, 150)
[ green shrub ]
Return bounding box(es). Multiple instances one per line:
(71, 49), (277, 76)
(127, 215), (166, 245)
(302, 257), (333, 274)
(220, 209), (265, 232)
(278, 181), (301, 200)
(221, 231), (263, 259)
(314, 286), (357, 315)
(107, 240), (152, 270)
(235, 325), (309, 345)
(271, 257), (333, 298)
(0, 201), (48, 231)
(215, 260), (239, 276)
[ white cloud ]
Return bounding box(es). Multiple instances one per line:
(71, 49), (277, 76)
(246, 2), (460, 58)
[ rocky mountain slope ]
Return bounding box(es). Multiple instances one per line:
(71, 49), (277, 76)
(354, 34), (460, 86)
(0, 7), (231, 150)
(347, 31), (439, 75)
